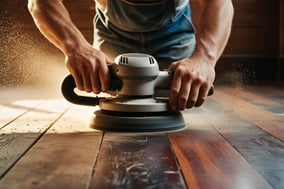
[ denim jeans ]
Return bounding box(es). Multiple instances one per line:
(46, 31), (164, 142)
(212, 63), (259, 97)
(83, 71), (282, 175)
(93, 2), (195, 70)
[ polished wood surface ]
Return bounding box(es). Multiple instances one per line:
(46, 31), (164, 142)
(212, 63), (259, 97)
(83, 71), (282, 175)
(0, 84), (283, 189)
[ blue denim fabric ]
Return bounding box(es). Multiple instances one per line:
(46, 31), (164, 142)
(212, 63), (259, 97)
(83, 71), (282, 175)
(93, 4), (195, 69)
(104, 0), (176, 32)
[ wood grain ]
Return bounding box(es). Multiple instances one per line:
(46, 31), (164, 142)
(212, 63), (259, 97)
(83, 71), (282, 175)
(238, 87), (284, 118)
(90, 133), (186, 189)
(207, 85), (284, 189)
(0, 100), (43, 129)
(0, 105), (103, 189)
(201, 98), (284, 189)
(0, 85), (283, 188)
(244, 85), (284, 105)
(168, 108), (273, 189)
(212, 86), (284, 142)
(0, 100), (69, 179)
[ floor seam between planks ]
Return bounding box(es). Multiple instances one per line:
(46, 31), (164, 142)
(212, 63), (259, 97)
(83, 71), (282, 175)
(0, 104), (71, 180)
(0, 101), (44, 130)
(85, 131), (105, 189)
(166, 133), (188, 189)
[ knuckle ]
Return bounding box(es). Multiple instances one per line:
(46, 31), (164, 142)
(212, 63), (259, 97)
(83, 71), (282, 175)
(170, 88), (179, 96)
(175, 65), (186, 74)
(194, 77), (203, 85)
(179, 94), (188, 103)
(183, 72), (192, 81)
(202, 82), (209, 89)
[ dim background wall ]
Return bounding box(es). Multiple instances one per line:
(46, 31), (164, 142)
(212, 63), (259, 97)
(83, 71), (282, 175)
(0, 0), (283, 87)
(192, 0), (282, 83)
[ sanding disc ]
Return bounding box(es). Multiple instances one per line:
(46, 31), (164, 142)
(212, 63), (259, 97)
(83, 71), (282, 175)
(90, 110), (186, 132)
(99, 98), (171, 112)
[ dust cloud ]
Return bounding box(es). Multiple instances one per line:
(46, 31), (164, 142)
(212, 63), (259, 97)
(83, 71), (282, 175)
(0, 15), (67, 92)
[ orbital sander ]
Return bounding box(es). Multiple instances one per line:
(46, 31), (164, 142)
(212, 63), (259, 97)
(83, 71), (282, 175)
(61, 53), (214, 132)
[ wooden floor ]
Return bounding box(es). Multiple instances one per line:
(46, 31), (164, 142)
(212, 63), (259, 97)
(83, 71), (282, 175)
(0, 84), (283, 189)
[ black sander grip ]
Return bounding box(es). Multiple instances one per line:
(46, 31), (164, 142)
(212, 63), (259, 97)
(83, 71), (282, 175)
(61, 74), (214, 106)
(61, 75), (100, 106)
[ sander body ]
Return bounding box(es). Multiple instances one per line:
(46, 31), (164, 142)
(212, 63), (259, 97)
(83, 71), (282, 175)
(61, 53), (213, 132)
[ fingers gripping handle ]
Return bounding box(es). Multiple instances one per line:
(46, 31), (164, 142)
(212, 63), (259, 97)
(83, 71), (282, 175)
(61, 75), (101, 106)
(61, 73), (214, 106)
(61, 72), (122, 106)
(155, 71), (214, 96)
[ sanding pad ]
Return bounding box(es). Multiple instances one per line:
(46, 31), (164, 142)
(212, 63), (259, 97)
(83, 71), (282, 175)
(90, 110), (186, 132)
(98, 97), (171, 112)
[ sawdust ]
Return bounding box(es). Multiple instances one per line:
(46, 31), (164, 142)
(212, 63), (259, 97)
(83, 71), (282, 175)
(0, 13), (67, 89)
(215, 71), (244, 87)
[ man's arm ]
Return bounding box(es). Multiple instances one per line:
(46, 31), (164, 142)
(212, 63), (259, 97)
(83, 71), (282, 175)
(28, 0), (110, 93)
(169, 0), (234, 110)
(194, 0), (234, 64)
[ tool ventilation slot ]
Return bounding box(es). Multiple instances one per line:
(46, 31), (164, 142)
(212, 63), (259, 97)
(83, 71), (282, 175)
(120, 56), (128, 64)
(149, 57), (155, 64)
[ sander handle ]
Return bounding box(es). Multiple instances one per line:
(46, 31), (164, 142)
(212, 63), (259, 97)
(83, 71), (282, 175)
(155, 71), (214, 96)
(61, 73), (214, 106)
(61, 74), (100, 106)
(61, 68), (122, 106)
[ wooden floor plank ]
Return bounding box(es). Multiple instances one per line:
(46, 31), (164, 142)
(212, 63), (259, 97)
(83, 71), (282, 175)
(168, 108), (273, 189)
(202, 99), (284, 189)
(235, 87), (284, 119)
(245, 85), (284, 105)
(222, 85), (284, 117)
(212, 87), (284, 142)
(0, 87), (63, 105)
(0, 100), (69, 179)
(0, 105), (103, 189)
(0, 86), (283, 189)
(89, 133), (186, 189)
(0, 87), (64, 128)
(0, 100), (43, 129)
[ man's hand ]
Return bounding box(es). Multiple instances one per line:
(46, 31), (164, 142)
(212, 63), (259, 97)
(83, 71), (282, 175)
(167, 0), (233, 111)
(28, 0), (112, 94)
(168, 55), (215, 111)
(65, 45), (112, 94)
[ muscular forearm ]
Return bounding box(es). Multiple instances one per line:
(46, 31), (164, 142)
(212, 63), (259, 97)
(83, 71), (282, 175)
(27, 0), (89, 55)
(193, 0), (234, 66)
(168, 0), (233, 110)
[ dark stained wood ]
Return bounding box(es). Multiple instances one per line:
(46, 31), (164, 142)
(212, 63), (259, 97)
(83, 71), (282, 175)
(1, 0), (280, 56)
(191, 0), (281, 81)
(224, 28), (278, 55)
(63, 0), (96, 28)
(232, 0), (278, 28)
(191, 0), (279, 55)
(90, 133), (186, 189)
(244, 84), (284, 105)
(201, 98), (284, 189)
(212, 86), (284, 142)
(280, 0), (284, 56)
(237, 87), (284, 118)
(0, 105), (103, 189)
(168, 108), (273, 189)
(191, 0), (279, 28)
(0, 85), (284, 188)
